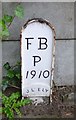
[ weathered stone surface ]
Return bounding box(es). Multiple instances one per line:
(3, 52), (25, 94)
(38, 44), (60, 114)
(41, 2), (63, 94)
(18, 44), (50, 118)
(0, 42), (2, 84)
(54, 40), (74, 86)
(1, 0), (75, 2)
(0, 3), (2, 85)
(2, 2), (74, 40)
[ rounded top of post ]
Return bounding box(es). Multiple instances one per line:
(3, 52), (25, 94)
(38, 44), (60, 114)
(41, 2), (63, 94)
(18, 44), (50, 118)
(22, 18), (56, 39)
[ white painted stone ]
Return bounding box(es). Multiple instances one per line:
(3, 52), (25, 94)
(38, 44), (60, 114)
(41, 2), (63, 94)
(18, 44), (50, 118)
(30, 97), (44, 106)
(21, 19), (55, 97)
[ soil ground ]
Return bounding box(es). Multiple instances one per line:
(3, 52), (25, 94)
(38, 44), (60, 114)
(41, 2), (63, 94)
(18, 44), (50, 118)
(2, 85), (75, 119)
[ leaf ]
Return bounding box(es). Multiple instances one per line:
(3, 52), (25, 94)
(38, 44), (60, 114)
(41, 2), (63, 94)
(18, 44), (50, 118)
(0, 19), (9, 39)
(2, 92), (31, 119)
(14, 107), (22, 117)
(2, 94), (8, 104)
(2, 83), (8, 91)
(0, 92), (2, 97)
(2, 79), (9, 91)
(0, 27), (9, 38)
(16, 73), (20, 79)
(0, 19), (6, 30)
(7, 69), (14, 78)
(15, 4), (24, 19)
(16, 61), (21, 65)
(0, 107), (2, 114)
(9, 92), (20, 102)
(4, 107), (14, 119)
(3, 85), (8, 91)
(3, 62), (11, 70)
(3, 15), (13, 23)
(21, 99), (32, 105)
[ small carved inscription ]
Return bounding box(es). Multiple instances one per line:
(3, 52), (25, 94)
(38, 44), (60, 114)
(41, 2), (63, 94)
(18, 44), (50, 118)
(26, 88), (49, 93)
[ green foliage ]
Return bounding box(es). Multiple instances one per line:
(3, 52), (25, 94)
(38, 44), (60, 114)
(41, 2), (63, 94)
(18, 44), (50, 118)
(2, 62), (21, 91)
(0, 107), (2, 114)
(0, 28), (9, 39)
(0, 19), (6, 30)
(2, 92), (32, 119)
(0, 92), (2, 115)
(0, 19), (9, 38)
(0, 3), (24, 39)
(3, 62), (11, 70)
(2, 79), (9, 91)
(3, 15), (13, 23)
(15, 4), (24, 19)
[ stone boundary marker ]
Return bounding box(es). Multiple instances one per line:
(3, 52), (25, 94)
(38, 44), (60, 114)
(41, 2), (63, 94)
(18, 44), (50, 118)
(21, 18), (56, 103)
